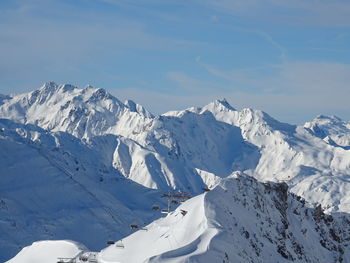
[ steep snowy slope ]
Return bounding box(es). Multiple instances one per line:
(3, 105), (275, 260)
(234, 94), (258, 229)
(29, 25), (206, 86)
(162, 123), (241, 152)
(98, 174), (350, 263)
(0, 119), (166, 262)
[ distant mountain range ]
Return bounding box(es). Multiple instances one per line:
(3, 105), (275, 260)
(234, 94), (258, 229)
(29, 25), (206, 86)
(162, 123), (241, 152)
(2, 82), (350, 262)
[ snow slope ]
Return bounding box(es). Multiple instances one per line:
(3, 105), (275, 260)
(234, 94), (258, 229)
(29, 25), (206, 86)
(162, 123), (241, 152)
(98, 174), (350, 263)
(0, 119), (166, 262)
(98, 193), (212, 263)
(6, 240), (86, 263)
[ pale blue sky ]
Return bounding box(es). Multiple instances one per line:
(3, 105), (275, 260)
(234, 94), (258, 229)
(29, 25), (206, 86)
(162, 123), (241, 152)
(0, 0), (350, 123)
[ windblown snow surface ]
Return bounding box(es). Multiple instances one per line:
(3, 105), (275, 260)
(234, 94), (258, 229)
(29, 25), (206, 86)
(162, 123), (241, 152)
(2, 82), (350, 262)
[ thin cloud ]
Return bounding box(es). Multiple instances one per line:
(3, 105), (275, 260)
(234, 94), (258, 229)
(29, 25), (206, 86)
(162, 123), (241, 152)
(202, 60), (350, 95)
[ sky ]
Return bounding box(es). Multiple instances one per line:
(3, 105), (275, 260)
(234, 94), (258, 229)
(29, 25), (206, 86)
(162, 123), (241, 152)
(0, 0), (349, 124)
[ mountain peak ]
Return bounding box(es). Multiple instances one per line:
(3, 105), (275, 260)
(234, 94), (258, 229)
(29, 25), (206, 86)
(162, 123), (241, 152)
(304, 114), (350, 147)
(84, 84), (95, 90)
(89, 87), (112, 101)
(37, 81), (59, 95)
(38, 82), (79, 96)
(124, 99), (137, 111)
(40, 81), (58, 90)
(59, 84), (77, 93)
(305, 114), (346, 131)
(200, 98), (236, 114)
(212, 98), (236, 110)
(124, 99), (154, 118)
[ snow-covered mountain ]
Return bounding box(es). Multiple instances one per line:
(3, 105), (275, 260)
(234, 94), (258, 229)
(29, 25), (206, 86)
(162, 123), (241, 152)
(3, 82), (349, 212)
(1, 82), (350, 261)
(304, 115), (350, 149)
(184, 101), (350, 213)
(97, 174), (350, 263)
(0, 82), (153, 139)
(8, 174), (350, 263)
(0, 83), (261, 192)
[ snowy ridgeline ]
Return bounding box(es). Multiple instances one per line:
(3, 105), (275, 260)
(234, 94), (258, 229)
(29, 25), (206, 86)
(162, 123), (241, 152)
(8, 174), (350, 263)
(1, 82), (350, 261)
